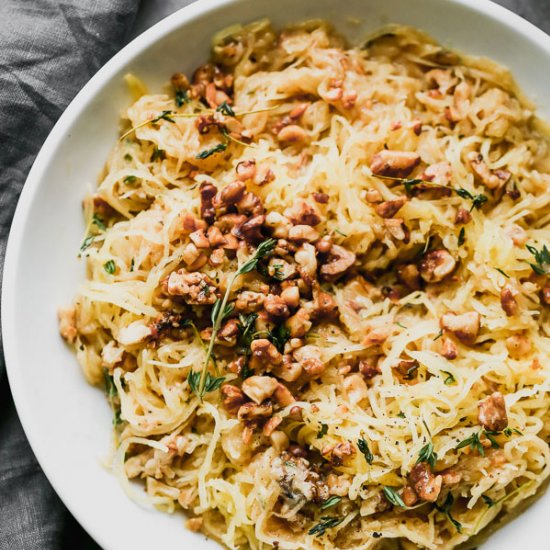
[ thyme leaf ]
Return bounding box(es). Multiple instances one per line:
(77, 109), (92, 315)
(455, 431), (484, 456)
(441, 370), (456, 385)
(436, 493), (462, 533)
(320, 496), (342, 510)
(103, 260), (116, 274)
(151, 110), (176, 124)
(317, 423), (328, 439)
(357, 437), (374, 465)
(416, 441), (438, 469)
(216, 100), (236, 117)
(175, 89), (189, 107)
(308, 516), (344, 537)
(382, 486), (407, 508)
(196, 142), (228, 160)
(526, 243), (550, 275)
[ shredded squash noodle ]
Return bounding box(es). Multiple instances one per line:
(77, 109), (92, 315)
(58, 20), (550, 549)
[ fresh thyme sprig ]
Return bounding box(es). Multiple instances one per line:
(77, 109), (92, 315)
(416, 441), (438, 469)
(308, 516), (344, 537)
(190, 238), (276, 399)
(357, 437), (374, 465)
(436, 493), (462, 533)
(119, 105), (278, 142)
(374, 174), (488, 211)
(526, 243), (550, 275)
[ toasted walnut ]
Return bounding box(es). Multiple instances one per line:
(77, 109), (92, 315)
(440, 337), (458, 360)
(440, 311), (480, 345)
(286, 308), (312, 338)
(281, 286), (300, 308)
(199, 182), (217, 223)
(171, 72), (190, 91)
(288, 224), (320, 243)
(250, 339), (283, 368)
(301, 357), (325, 377)
(364, 188), (383, 203)
(320, 244), (355, 280)
(312, 192), (329, 204)
(265, 211), (292, 239)
(455, 207), (471, 225)
(478, 392), (508, 432)
(375, 197), (407, 219)
(58, 307), (77, 344)
(440, 470), (462, 487)
(506, 334), (531, 359)
(268, 258), (297, 281)
(284, 200), (321, 226)
(384, 218), (409, 241)
(278, 124), (307, 143)
(370, 150), (420, 178)
(330, 442), (355, 466)
(274, 383), (296, 407)
(273, 358), (303, 383)
(270, 430), (290, 452)
(217, 319), (239, 346)
(182, 243), (201, 266)
(237, 192), (264, 217)
(295, 243), (318, 279)
(315, 237), (332, 254)
(221, 385), (247, 415)
(166, 270), (218, 305)
(117, 321), (153, 346)
(419, 249), (456, 283)
(241, 376), (279, 404)
(238, 401), (273, 422)
(402, 486), (419, 507)
(500, 284), (519, 316)
(181, 213), (207, 233)
(467, 152), (510, 189)
(397, 264), (421, 290)
(422, 161), (452, 186)
(506, 224), (528, 247)
(359, 360), (380, 379)
(343, 374), (368, 405)
(235, 291), (265, 312)
(218, 180), (246, 207)
(264, 294), (291, 319)
(189, 229), (210, 249)
(236, 159), (256, 182)
(542, 285), (550, 305)
(309, 285), (339, 322)
(236, 215), (265, 242)
(409, 463), (442, 502)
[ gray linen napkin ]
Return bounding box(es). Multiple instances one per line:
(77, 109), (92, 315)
(0, 1), (549, 549)
(0, 1), (140, 548)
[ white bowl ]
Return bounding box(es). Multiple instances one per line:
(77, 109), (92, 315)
(4, 0), (550, 548)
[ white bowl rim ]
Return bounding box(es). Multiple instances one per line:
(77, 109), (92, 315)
(4, 0), (550, 547)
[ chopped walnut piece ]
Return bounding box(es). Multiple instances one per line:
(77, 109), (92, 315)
(402, 486), (419, 507)
(359, 360), (380, 379)
(182, 213), (207, 233)
(221, 385), (247, 415)
(419, 249), (457, 283)
(274, 383), (295, 406)
(268, 258), (297, 281)
(364, 189), (383, 203)
(237, 401), (273, 422)
(309, 284), (339, 321)
(370, 150), (421, 178)
(384, 218), (409, 242)
(250, 339), (283, 368)
(58, 307), (77, 344)
(264, 294), (291, 319)
(288, 225), (320, 243)
(235, 159), (256, 182)
(440, 311), (480, 345)
(171, 72), (190, 91)
(455, 207), (471, 225)
(312, 192), (329, 204)
(409, 463), (442, 502)
(217, 318), (239, 346)
(294, 243), (318, 279)
(218, 180), (246, 206)
(278, 124), (308, 143)
(330, 442), (355, 466)
(189, 229), (210, 249)
(281, 286), (300, 308)
(500, 284), (519, 316)
(467, 152), (510, 189)
(241, 376), (279, 404)
(236, 191), (264, 216)
(397, 264), (421, 290)
(235, 291), (265, 312)
(343, 373), (368, 405)
(286, 308), (312, 338)
(263, 416), (283, 437)
(422, 161), (452, 186)
(199, 182), (217, 223)
(440, 470), (462, 486)
(440, 337), (458, 360)
(478, 392), (508, 432)
(117, 321), (153, 346)
(375, 197), (407, 218)
(236, 215), (265, 242)
(542, 285), (550, 305)
(320, 244), (355, 280)
(301, 357), (325, 377)
(182, 243), (201, 266)
(284, 200), (322, 227)
(166, 270), (218, 305)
